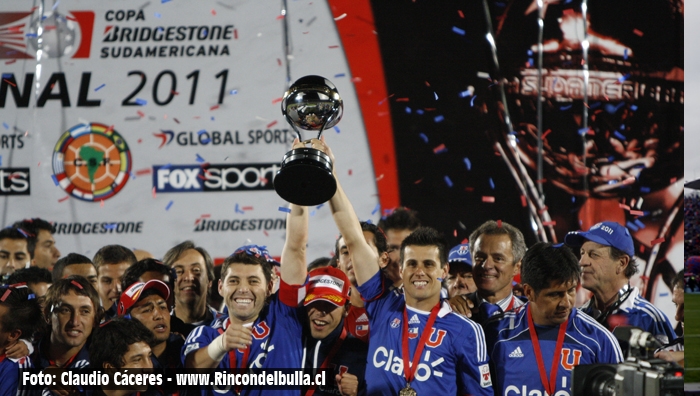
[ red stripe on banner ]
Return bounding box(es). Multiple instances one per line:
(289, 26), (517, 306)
(328, 0), (399, 210)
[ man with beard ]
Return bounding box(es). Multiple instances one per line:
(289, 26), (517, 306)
(162, 241), (218, 337)
(483, 243), (623, 396)
(118, 279), (184, 368)
(32, 276), (103, 395)
(377, 207), (421, 288)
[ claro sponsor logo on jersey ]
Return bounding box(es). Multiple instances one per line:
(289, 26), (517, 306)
(0, 167), (29, 195)
(0, 10), (94, 59)
(153, 163), (279, 193)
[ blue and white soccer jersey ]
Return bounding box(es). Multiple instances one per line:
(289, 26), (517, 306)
(358, 271), (493, 396)
(580, 285), (676, 345)
(182, 280), (306, 396)
(484, 304), (623, 396)
(0, 354), (32, 396)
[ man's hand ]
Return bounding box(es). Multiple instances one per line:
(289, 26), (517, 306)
(448, 295), (475, 318)
(4, 339), (30, 359)
(335, 372), (359, 396)
(654, 350), (684, 367)
(222, 323), (253, 351)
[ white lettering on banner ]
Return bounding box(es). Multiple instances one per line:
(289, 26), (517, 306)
(2, 0), (376, 265)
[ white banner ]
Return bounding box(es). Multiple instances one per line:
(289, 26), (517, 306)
(0, 0), (379, 260)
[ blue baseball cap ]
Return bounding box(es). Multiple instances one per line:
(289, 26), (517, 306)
(448, 243), (472, 270)
(564, 221), (635, 256)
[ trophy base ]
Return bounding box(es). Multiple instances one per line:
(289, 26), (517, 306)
(274, 148), (337, 206)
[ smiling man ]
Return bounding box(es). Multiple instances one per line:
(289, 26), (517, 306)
(118, 279), (184, 368)
(13, 218), (61, 270)
(162, 241), (218, 337)
(32, 276), (102, 395)
(182, 242), (307, 396)
(484, 242), (623, 396)
(0, 228), (30, 280)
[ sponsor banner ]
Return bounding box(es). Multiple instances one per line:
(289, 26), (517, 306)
(0, 0), (379, 260)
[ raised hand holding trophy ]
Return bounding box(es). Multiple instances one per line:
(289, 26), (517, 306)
(273, 75), (343, 206)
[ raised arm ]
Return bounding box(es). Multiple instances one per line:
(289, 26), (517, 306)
(320, 138), (379, 286)
(280, 202), (309, 286)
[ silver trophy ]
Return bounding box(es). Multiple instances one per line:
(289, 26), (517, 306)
(274, 75), (343, 206)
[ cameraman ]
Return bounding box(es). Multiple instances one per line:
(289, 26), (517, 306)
(654, 270), (684, 367)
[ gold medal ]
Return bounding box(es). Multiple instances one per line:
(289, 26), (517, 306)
(399, 384), (417, 396)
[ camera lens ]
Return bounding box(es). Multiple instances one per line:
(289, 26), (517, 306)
(585, 371), (617, 396)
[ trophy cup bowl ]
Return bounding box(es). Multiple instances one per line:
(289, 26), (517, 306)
(273, 75), (343, 206)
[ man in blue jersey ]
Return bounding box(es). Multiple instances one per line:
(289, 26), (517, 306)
(315, 137), (493, 396)
(0, 284), (42, 396)
(32, 276), (103, 395)
(182, 240), (307, 396)
(484, 242), (623, 396)
(564, 221), (676, 344)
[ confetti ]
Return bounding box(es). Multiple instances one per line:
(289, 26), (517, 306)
(135, 168), (152, 176)
(334, 126), (341, 134)
(396, 97), (409, 102)
(2, 123), (7, 130)
(100, 200), (105, 208)
(419, 133), (428, 143)
(4, 59), (17, 65)
(405, 107), (412, 114)
(266, 120), (278, 128)
(477, 72), (491, 79)
(334, 13), (347, 21)
(452, 26), (465, 35)
(459, 89), (472, 98)
(433, 143), (447, 154)
(51, 175), (59, 186)
(489, 178), (495, 189)
(104, 223), (117, 230)
(629, 210), (644, 216)
(542, 221), (556, 226)
(497, 220), (502, 228)
(230, 90), (238, 95)
(376, 174), (384, 181)
(242, 206), (253, 211)
(640, 186), (650, 193)
(617, 74), (631, 83)
(3, 79), (16, 87)
(623, 49), (628, 60)
(94, 84), (106, 91)
(152, 187), (157, 198)
(278, 206), (292, 213)
(161, 0), (171, 3)
(444, 176), (453, 187)
(210, 105), (220, 111)
(632, 29), (643, 37)
(58, 196), (70, 202)
(626, 221), (639, 232)
(650, 237), (665, 246)
(458, 10), (465, 18)
(482, 196), (495, 203)
(25, 33), (38, 38)
(434, 115), (444, 123)
(520, 196), (527, 207)
(542, 129), (552, 139)
(135, 98), (147, 106)
(155, 12), (161, 18)
(334, 73), (346, 78)
(613, 131), (626, 141)
(463, 157), (472, 170)
(348, 169), (352, 175)
(470, 95), (477, 107)
(195, 154), (205, 163)
(272, 97), (283, 104)
(371, 203), (380, 215)
(165, 200), (174, 211)
(633, 219), (645, 229)
(619, 203), (630, 210)
(434, 92), (439, 100)
(560, 104), (572, 111)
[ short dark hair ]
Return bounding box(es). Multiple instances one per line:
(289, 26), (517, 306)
(162, 241), (215, 286)
(92, 245), (137, 273)
(0, 285), (43, 341)
(608, 246), (638, 279)
(89, 317), (154, 369)
(377, 207), (421, 232)
(521, 242), (581, 294)
(221, 249), (272, 285)
(12, 218), (55, 259)
(334, 221), (388, 258)
(469, 220), (527, 264)
(8, 266), (52, 286)
(308, 257), (331, 271)
(121, 258), (171, 291)
(0, 227), (27, 243)
(44, 276), (103, 326)
(399, 227), (448, 267)
(52, 253), (94, 283)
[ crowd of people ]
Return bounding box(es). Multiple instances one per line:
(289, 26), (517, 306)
(686, 193), (700, 260)
(0, 139), (684, 396)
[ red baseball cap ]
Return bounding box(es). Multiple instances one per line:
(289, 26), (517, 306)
(118, 280), (170, 316)
(303, 266), (350, 307)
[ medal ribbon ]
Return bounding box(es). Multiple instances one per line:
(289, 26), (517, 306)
(401, 302), (440, 386)
(304, 327), (348, 396)
(222, 318), (252, 395)
(526, 305), (568, 396)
